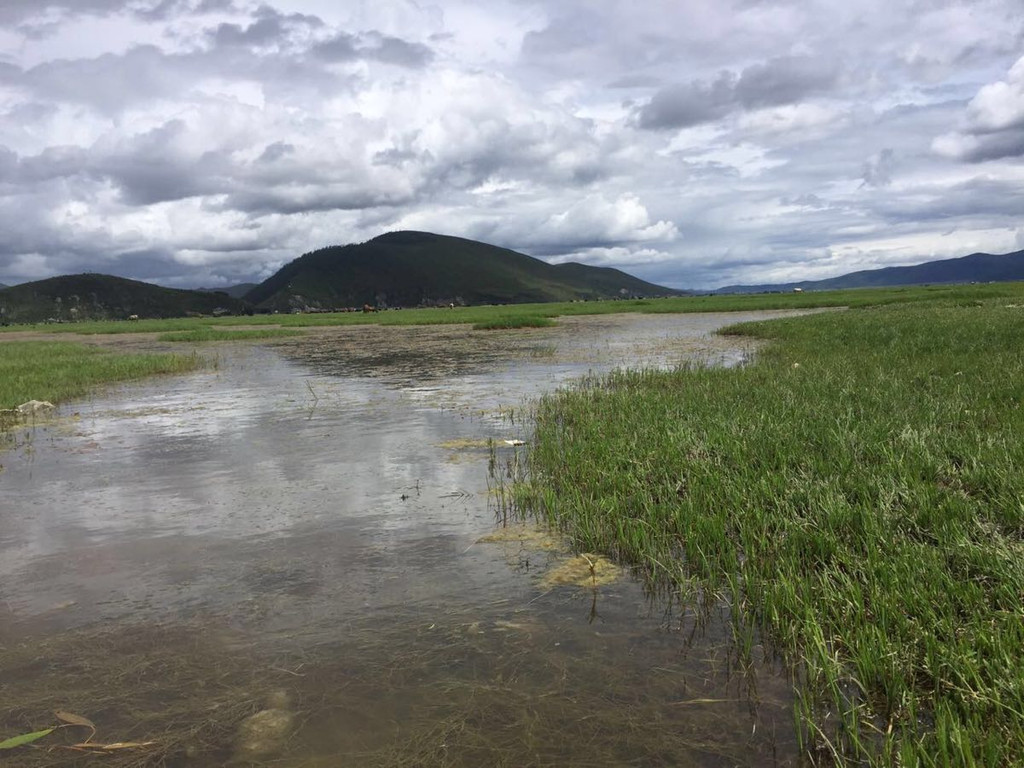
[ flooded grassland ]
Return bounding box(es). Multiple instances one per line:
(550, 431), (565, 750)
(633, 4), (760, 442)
(1, 312), (808, 767)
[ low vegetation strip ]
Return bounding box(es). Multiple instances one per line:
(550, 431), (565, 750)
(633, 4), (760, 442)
(3, 282), (1019, 335)
(0, 342), (199, 410)
(156, 327), (305, 342)
(513, 298), (1024, 765)
(472, 315), (556, 330)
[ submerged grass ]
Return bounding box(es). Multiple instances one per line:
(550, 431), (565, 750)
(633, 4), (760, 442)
(0, 623), (268, 767)
(513, 296), (1024, 765)
(156, 327), (305, 342)
(0, 341), (199, 410)
(472, 315), (556, 330)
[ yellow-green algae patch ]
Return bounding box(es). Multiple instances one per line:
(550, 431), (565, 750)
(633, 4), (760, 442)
(475, 524), (563, 550)
(540, 553), (621, 589)
(436, 438), (493, 451)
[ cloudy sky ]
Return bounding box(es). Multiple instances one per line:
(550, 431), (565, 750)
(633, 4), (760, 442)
(0, 0), (1022, 290)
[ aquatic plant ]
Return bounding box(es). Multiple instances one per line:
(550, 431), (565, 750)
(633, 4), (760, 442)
(472, 315), (556, 330)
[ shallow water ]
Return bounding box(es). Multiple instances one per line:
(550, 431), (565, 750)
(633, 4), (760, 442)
(0, 313), (805, 766)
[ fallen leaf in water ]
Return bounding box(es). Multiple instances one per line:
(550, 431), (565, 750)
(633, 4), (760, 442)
(71, 741), (157, 750)
(55, 711), (96, 741)
(0, 728), (55, 750)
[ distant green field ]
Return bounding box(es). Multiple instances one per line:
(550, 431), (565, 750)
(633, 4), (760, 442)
(3, 282), (1019, 335)
(511, 288), (1024, 765)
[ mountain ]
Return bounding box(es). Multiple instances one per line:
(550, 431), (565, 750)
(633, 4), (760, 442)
(245, 231), (681, 310)
(196, 282), (258, 299)
(0, 274), (249, 324)
(716, 250), (1024, 293)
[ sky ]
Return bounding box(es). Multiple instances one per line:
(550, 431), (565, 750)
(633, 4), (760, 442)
(0, 1), (1022, 290)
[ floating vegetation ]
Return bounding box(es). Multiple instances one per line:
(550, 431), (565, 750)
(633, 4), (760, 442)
(472, 315), (557, 330)
(436, 437), (493, 451)
(540, 553), (621, 589)
(157, 327), (305, 342)
(476, 524), (564, 551)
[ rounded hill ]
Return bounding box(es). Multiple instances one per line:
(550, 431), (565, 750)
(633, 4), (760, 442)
(244, 231), (680, 310)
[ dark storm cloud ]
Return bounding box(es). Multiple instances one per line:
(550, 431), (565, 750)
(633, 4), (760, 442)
(869, 177), (1024, 223)
(636, 74), (736, 129)
(0, 62), (23, 83)
(310, 32), (360, 61)
(11, 43), (350, 114)
(0, 0), (125, 26)
(312, 32), (434, 67)
(135, 0), (192, 22)
(521, 12), (600, 58)
(0, 0), (238, 26)
(210, 5), (323, 48)
(734, 56), (839, 109)
(18, 45), (191, 112)
(372, 147), (423, 167)
(607, 74), (662, 89)
(933, 56), (1024, 161)
(364, 33), (434, 68)
(221, 187), (412, 215)
(960, 130), (1024, 161)
(1, 120), (229, 205)
(257, 141), (295, 163)
(637, 56), (839, 129)
(4, 11), (429, 116)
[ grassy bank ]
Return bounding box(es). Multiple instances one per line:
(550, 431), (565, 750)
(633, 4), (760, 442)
(513, 298), (1024, 765)
(2, 282), (1019, 335)
(0, 342), (200, 410)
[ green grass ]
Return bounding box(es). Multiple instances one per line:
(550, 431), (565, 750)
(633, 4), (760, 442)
(4, 282), (1020, 335)
(157, 327), (305, 342)
(511, 295), (1024, 765)
(0, 342), (200, 410)
(473, 315), (557, 330)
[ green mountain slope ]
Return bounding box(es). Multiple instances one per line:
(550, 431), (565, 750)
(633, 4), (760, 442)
(0, 274), (249, 324)
(245, 231), (680, 310)
(716, 250), (1024, 293)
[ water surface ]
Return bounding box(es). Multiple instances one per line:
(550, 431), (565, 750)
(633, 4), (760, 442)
(0, 312), (804, 766)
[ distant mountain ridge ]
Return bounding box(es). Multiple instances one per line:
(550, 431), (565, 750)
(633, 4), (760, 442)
(196, 283), (257, 299)
(0, 274), (248, 324)
(0, 232), (680, 322)
(716, 250), (1024, 293)
(245, 231), (681, 310)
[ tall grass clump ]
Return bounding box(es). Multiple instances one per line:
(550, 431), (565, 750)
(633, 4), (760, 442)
(513, 299), (1024, 765)
(0, 341), (199, 409)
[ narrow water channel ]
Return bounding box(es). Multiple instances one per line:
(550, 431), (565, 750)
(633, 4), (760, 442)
(1, 313), (804, 766)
